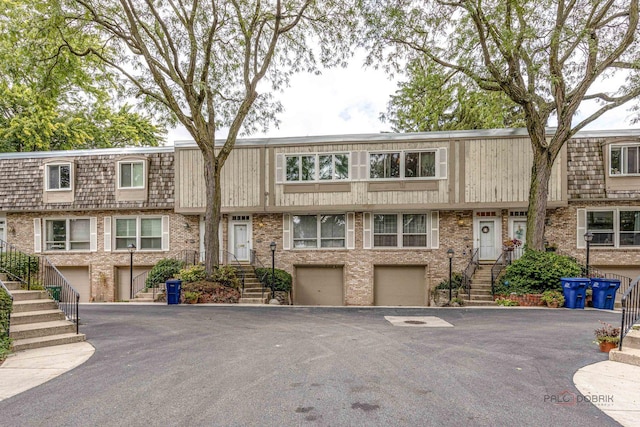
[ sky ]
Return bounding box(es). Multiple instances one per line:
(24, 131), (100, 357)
(166, 56), (640, 144)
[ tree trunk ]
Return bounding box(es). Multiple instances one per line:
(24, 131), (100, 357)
(203, 151), (222, 275)
(526, 144), (554, 251)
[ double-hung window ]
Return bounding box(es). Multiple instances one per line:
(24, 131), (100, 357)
(610, 145), (640, 175)
(285, 153), (349, 182)
(119, 161), (145, 188)
(46, 164), (71, 190)
(292, 214), (346, 248)
(369, 151), (437, 179)
(45, 218), (90, 251)
(373, 214), (429, 248)
(584, 209), (640, 247)
(115, 217), (163, 250)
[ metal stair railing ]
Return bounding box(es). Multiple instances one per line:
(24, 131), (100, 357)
(0, 239), (38, 289)
(491, 251), (507, 296)
(461, 248), (479, 300)
(619, 275), (640, 351)
(130, 250), (201, 301)
(220, 250), (246, 293)
(250, 250), (268, 300)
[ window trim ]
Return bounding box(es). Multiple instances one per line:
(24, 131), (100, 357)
(368, 149), (439, 181)
(113, 216), (167, 251)
(45, 162), (72, 192)
(284, 153), (350, 183)
(290, 213), (347, 250)
(583, 208), (640, 248)
(117, 160), (146, 190)
(609, 144), (640, 177)
(372, 213), (430, 249)
(43, 217), (92, 252)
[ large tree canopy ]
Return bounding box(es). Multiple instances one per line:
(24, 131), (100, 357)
(361, 0), (640, 250)
(0, 0), (164, 152)
(383, 58), (525, 132)
(59, 0), (353, 273)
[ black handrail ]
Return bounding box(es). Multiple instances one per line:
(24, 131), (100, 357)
(250, 249), (268, 300)
(179, 250), (200, 266)
(40, 257), (80, 334)
(491, 251), (507, 296)
(0, 239), (38, 290)
(619, 275), (640, 350)
(461, 248), (479, 300)
(131, 270), (150, 300)
(0, 279), (13, 343)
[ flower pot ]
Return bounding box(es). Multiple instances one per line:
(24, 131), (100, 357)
(547, 301), (559, 309)
(598, 341), (617, 353)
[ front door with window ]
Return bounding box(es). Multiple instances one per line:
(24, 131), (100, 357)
(233, 224), (249, 261)
(478, 220), (498, 260)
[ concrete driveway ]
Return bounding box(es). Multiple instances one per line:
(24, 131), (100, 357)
(0, 305), (622, 426)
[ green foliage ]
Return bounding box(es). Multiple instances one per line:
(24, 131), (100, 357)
(495, 298), (519, 307)
(541, 290), (565, 307)
(0, 286), (12, 360)
(435, 272), (463, 290)
(255, 268), (292, 293)
(382, 59), (525, 132)
(0, 253), (39, 282)
(178, 264), (207, 284)
(495, 250), (582, 295)
(211, 265), (241, 289)
(182, 291), (201, 303)
(145, 259), (185, 289)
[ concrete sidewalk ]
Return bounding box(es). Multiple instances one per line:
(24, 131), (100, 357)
(0, 342), (94, 402)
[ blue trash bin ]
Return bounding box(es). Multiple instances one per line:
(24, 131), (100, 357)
(166, 279), (182, 305)
(561, 278), (589, 309)
(591, 278), (620, 310)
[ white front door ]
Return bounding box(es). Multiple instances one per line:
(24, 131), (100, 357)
(233, 224), (249, 261)
(511, 219), (527, 260)
(479, 220), (498, 260)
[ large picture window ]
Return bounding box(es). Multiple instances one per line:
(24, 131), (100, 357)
(292, 214), (345, 248)
(119, 161), (145, 188)
(115, 217), (163, 250)
(610, 145), (640, 175)
(586, 209), (640, 247)
(373, 213), (429, 248)
(286, 154), (349, 182)
(46, 164), (71, 190)
(369, 151), (437, 179)
(45, 218), (90, 251)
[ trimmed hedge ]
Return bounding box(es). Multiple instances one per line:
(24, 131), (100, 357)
(145, 258), (185, 288)
(0, 286), (12, 361)
(255, 268), (292, 293)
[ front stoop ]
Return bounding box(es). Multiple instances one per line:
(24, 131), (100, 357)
(131, 287), (164, 303)
(459, 264), (496, 307)
(238, 265), (272, 304)
(609, 328), (640, 367)
(4, 279), (86, 352)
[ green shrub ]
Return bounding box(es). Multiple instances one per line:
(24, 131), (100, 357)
(145, 258), (185, 288)
(255, 267), (292, 292)
(178, 264), (207, 283)
(435, 272), (463, 290)
(212, 265), (241, 289)
(495, 250), (582, 295)
(0, 286), (13, 361)
(496, 298), (520, 307)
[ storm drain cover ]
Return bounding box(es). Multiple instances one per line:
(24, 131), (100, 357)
(384, 316), (454, 328)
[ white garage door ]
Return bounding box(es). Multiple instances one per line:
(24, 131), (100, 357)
(294, 266), (344, 306)
(374, 266), (427, 306)
(57, 267), (91, 303)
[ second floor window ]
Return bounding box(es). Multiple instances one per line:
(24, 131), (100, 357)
(47, 164), (71, 190)
(45, 218), (90, 251)
(119, 161), (145, 188)
(369, 151), (436, 179)
(286, 154), (349, 182)
(610, 145), (640, 175)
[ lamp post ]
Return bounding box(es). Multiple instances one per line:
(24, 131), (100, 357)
(128, 243), (136, 299)
(270, 241), (276, 301)
(447, 248), (454, 302)
(584, 231), (593, 277)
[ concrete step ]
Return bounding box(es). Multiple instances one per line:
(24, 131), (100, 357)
(11, 333), (86, 352)
(239, 297), (268, 304)
(609, 348), (640, 367)
(10, 290), (48, 301)
(10, 320), (77, 340)
(621, 329), (640, 350)
(10, 310), (66, 325)
(12, 299), (58, 313)
(2, 281), (22, 291)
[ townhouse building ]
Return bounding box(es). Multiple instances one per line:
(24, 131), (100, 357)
(1, 128), (639, 305)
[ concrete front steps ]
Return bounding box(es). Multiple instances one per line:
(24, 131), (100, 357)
(3, 276), (85, 352)
(132, 287), (164, 303)
(459, 264), (496, 307)
(237, 264), (272, 304)
(610, 327), (640, 367)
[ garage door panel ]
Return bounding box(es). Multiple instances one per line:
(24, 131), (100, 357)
(57, 267), (90, 303)
(295, 266), (344, 306)
(374, 266), (426, 306)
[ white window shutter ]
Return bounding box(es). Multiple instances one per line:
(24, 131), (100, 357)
(104, 217), (112, 252)
(350, 152), (360, 180)
(576, 209), (586, 249)
(282, 214), (291, 250)
(438, 148), (448, 179)
(275, 154), (285, 183)
(430, 211), (440, 249)
(360, 152), (368, 180)
(162, 216), (170, 251)
(33, 218), (42, 253)
(346, 212), (355, 249)
(363, 213), (372, 249)
(90, 217), (97, 252)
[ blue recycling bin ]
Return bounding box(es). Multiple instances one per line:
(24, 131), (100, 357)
(590, 278), (621, 310)
(166, 279), (182, 305)
(561, 278), (589, 309)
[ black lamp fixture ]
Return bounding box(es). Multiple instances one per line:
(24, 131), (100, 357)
(584, 231), (593, 277)
(128, 243), (136, 300)
(447, 248), (454, 302)
(270, 242), (276, 301)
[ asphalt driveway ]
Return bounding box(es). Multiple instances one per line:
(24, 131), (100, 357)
(0, 305), (622, 426)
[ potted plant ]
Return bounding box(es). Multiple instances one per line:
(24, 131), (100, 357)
(503, 238), (522, 252)
(541, 290), (565, 308)
(593, 321), (620, 352)
(183, 291), (200, 304)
